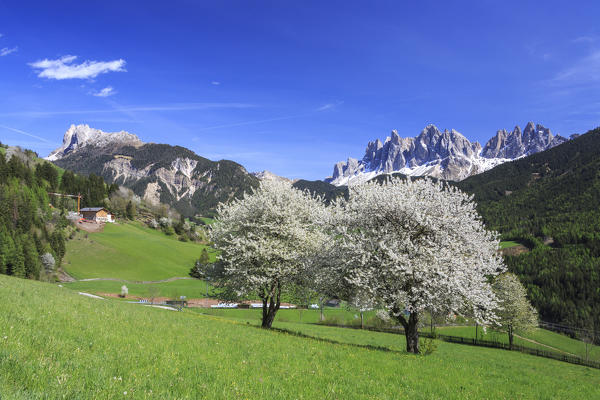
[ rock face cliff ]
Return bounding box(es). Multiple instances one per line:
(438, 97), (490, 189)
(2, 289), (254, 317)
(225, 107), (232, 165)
(326, 122), (568, 185)
(47, 125), (258, 217)
(46, 124), (143, 161)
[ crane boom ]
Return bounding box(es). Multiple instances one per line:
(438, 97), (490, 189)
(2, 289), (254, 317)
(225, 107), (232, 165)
(47, 192), (82, 213)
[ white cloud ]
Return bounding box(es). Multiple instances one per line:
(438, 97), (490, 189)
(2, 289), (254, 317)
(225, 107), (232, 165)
(211, 81), (221, 85)
(552, 50), (600, 84)
(572, 36), (597, 44)
(0, 47), (17, 56)
(93, 86), (116, 97)
(28, 55), (126, 80)
(316, 101), (344, 111)
(0, 102), (256, 118)
(0, 125), (51, 143)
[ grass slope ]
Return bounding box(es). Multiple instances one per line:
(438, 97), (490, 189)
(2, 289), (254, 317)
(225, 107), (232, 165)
(63, 279), (213, 299)
(499, 240), (521, 249)
(1, 275), (599, 399)
(63, 222), (211, 281)
(198, 309), (600, 363)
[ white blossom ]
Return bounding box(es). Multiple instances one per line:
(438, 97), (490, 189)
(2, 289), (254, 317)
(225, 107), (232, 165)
(492, 272), (538, 347)
(209, 180), (328, 328)
(330, 177), (505, 352)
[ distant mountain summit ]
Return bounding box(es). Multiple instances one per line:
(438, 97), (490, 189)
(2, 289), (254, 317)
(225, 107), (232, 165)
(47, 125), (258, 217)
(46, 124), (143, 161)
(326, 122), (567, 185)
(251, 170), (296, 184)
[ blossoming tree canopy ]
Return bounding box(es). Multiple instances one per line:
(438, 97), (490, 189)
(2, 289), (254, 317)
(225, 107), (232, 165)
(334, 177), (505, 353)
(209, 180), (328, 328)
(492, 272), (538, 349)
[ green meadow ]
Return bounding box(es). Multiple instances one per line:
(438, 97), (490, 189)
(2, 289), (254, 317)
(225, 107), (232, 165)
(2, 275), (599, 399)
(499, 240), (522, 249)
(197, 308), (600, 363)
(63, 278), (214, 299)
(63, 222), (211, 281)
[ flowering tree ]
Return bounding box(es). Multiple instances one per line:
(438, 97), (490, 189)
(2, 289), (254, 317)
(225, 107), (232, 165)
(347, 290), (375, 329)
(492, 272), (538, 349)
(333, 177), (505, 353)
(209, 180), (327, 328)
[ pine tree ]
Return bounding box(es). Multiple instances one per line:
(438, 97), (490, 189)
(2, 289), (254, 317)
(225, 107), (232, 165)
(125, 201), (136, 220)
(22, 235), (41, 279)
(12, 240), (26, 278)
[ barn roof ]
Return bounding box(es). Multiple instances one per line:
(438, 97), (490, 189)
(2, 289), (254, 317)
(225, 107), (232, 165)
(80, 207), (107, 212)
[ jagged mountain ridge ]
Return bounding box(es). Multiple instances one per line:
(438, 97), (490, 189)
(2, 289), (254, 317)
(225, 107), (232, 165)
(48, 125), (258, 217)
(46, 124), (143, 161)
(251, 170), (297, 184)
(326, 122), (568, 185)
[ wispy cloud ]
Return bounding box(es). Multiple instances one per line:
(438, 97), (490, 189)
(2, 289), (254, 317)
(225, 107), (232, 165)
(211, 81), (221, 85)
(196, 102), (343, 132)
(551, 50), (600, 84)
(93, 86), (116, 97)
(572, 36), (597, 44)
(0, 102), (256, 118)
(0, 125), (51, 143)
(0, 46), (17, 56)
(196, 113), (310, 131)
(316, 101), (343, 111)
(28, 55), (126, 80)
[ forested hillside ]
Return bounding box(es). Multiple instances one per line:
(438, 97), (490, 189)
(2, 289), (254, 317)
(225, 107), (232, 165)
(292, 179), (348, 203)
(0, 144), (114, 280)
(457, 128), (600, 334)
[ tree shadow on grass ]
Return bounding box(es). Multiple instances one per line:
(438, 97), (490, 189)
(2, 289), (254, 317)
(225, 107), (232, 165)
(259, 325), (411, 356)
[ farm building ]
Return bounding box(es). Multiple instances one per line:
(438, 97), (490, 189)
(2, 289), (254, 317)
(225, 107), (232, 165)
(80, 207), (115, 223)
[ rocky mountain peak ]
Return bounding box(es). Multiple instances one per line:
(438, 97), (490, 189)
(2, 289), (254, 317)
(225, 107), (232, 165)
(46, 124), (143, 161)
(251, 170), (295, 183)
(326, 122), (569, 185)
(481, 122), (566, 159)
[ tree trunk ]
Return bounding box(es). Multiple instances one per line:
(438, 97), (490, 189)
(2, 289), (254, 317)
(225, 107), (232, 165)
(508, 325), (513, 350)
(319, 297), (325, 321)
(360, 311), (364, 329)
(260, 282), (281, 329)
(398, 312), (419, 354)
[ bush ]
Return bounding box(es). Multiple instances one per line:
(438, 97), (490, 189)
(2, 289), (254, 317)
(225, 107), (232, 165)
(419, 338), (438, 355)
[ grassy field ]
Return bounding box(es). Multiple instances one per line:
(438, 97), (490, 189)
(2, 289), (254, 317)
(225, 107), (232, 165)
(196, 308), (600, 362)
(63, 222), (211, 281)
(63, 278), (215, 299)
(198, 307), (379, 325)
(197, 217), (216, 225)
(435, 324), (600, 359)
(1, 274), (599, 399)
(499, 240), (521, 249)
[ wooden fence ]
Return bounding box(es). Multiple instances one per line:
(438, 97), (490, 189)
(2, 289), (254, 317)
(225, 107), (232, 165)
(314, 322), (600, 369)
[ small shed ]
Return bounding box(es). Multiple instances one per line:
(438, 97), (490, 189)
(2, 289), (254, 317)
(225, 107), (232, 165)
(80, 207), (114, 223)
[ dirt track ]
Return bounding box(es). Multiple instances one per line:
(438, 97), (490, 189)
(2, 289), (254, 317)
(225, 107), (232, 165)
(75, 220), (105, 233)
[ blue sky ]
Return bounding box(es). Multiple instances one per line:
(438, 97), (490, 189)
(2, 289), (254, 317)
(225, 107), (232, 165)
(1, 1), (599, 180)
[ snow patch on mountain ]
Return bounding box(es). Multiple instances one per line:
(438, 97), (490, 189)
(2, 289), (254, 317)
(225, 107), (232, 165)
(46, 124), (143, 161)
(326, 122), (567, 185)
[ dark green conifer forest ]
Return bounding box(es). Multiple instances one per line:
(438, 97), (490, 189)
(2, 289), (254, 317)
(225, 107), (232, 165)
(0, 145), (113, 279)
(457, 127), (600, 335)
